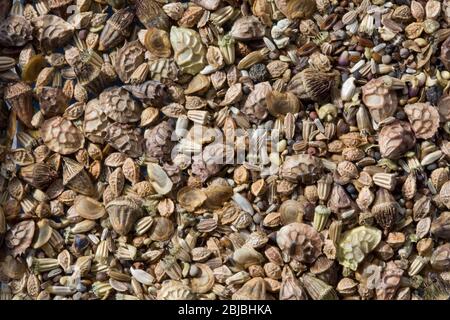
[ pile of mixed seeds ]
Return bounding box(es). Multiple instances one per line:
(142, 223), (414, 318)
(1, 0), (450, 300)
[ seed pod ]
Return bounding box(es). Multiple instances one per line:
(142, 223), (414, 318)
(149, 217), (174, 242)
(413, 195), (434, 221)
(144, 120), (174, 160)
(32, 219), (52, 249)
(148, 58), (179, 82)
(267, 90), (300, 117)
(411, 1), (425, 21)
(38, 87), (68, 117)
(279, 200), (304, 225)
(431, 168), (449, 193)
(83, 99), (109, 144)
(98, 8), (135, 51)
(430, 244), (450, 271)
(191, 143), (228, 182)
(122, 158), (140, 185)
(190, 263), (215, 294)
(438, 88), (450, 123)
(0, 56), (16, 72)
(337, 161), (359, 179)
(218, 34), (235, 65)
(317, 174), (333, 202)
(372, 173), (397, 191)
(147, 163), (173, 195)
(157, 280), (195, 300)
(441, 36), (450, 71)
(73, 196), (106, 220)
(287, 0), (317, 20)
(356, 105), (375, 135)
(4, 81), (34, 128)
(279, 266), (308, 300)
(439, 181), (450, 209)
(144, 27), (172, 58)
(402, 173), (417, 200)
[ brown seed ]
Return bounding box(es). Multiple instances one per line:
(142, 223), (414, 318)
(5, 220), (35, 257)
(404, 103), (439, 139)
(73, 196), (106, 220)
(100, 86), (143, 123)
(379, 121), (416, 160)
(361, 76), (402, 123)
(106, 197), (143, 236)
(287, 68), (336, 102)
(0, 15), (32, 47)
(98, 8), (135, 51)
(267, 91), (301, 117)
(135, 0), (170, 31)
(372, 189), (398, 234)
(276, 223), (323, 264)
(19, 163), (58, 189)
(232, 277), (267, 300)
(62, 157), (96, 196)
(4, 81), (34, 128)
(144, 28), (172, 59)
(41, 116), (85, 155)
(230, 16), (265, 41)
(115, 41), (146, 84)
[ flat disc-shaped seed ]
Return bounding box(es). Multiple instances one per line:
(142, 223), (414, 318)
(177, 187), (207, 212)
(190, 264), (214, 294)
(32, 219), (52, 249)
(73, 196), (106, 220)
(150, 217), (174, 241)
(41, 116), (84, 155)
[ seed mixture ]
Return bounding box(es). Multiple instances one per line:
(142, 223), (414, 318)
(1, 0), (450, 300)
